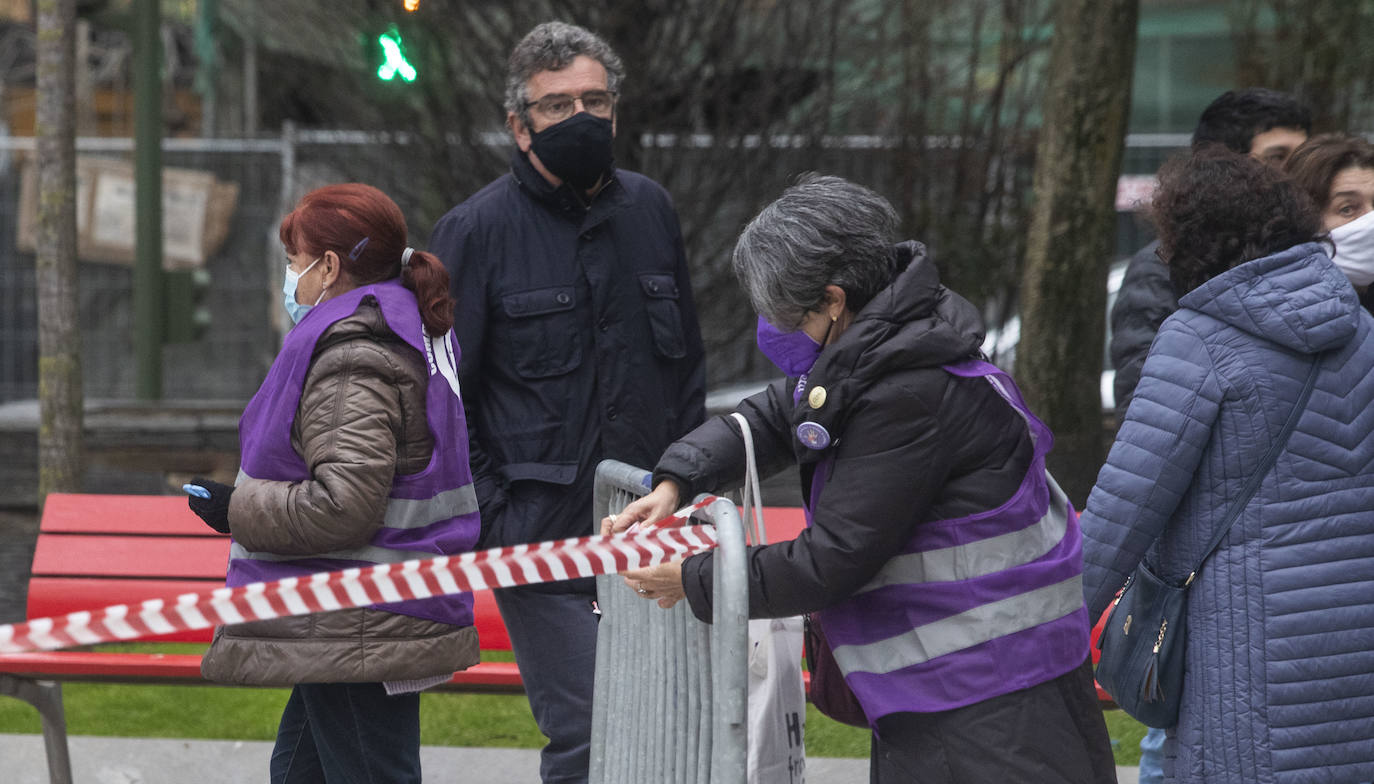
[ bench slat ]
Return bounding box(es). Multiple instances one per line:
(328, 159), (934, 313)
(26, 577), (223, 643)
(31, 534), (231, 579)
(0, 652), (524, 693)
(28, 577), (506, 648)
(758, 506), (806, 543)
(472, 590), (509, 650)
(40, 493), (219, 536)
(0, 651), (207, 679)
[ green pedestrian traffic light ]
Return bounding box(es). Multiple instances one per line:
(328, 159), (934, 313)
(376, 25), (416, 83)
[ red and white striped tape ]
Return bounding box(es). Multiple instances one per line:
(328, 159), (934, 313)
(0, 499), (721, 655)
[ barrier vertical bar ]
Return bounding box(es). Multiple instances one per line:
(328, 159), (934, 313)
(589, 460), (747, 784)
(705, 495), (748, 783)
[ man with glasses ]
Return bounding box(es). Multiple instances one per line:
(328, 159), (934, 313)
(428, 21), (705, 783)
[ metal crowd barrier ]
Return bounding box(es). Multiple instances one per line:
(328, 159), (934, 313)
(589, 460), (749, 784)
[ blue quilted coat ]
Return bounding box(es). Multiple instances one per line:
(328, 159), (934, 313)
(1080, 243), (1374, 784)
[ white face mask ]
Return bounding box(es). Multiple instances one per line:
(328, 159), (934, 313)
(1329, 209), (1374, 288)
(282, 256), (326, 324)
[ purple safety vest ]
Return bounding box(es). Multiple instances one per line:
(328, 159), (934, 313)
(807, 359), (1089, 723)
(229, 280), (481, 627)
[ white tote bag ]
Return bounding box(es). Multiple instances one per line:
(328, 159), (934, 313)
(731, 413), (807, 784)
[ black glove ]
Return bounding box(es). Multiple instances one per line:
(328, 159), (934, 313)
(186, 476), (234, 534)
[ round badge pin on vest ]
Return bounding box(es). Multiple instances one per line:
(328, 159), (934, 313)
(797, 421), (831, 450)
(808, 385), (827, 409)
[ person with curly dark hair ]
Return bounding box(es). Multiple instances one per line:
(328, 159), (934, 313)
(1105, 91), (1314, 783)
(1151, 146), (1322, 294)
(1078, 147), (1374, 783)
(1110, 89), (1311, 420)
(1285, 133), (1374, 309)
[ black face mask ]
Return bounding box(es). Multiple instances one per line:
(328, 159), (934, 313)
(529, 113), (615, 191)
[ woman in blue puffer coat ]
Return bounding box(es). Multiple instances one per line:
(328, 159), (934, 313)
(1080, 147), (1374, 784)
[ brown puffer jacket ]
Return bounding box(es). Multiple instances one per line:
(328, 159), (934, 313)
(201, 297), (479, 686)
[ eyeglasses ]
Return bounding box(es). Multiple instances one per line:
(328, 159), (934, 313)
(524, 90), (618, 122)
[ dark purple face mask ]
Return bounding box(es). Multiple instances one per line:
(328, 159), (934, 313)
(756, 316), (824, 377)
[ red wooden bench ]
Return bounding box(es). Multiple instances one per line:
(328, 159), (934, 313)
(0, 493), (522, 783)
(0, 496), (1113, 781)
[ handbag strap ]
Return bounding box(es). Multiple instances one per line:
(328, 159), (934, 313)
(1185, 353), (1322, 581)
(729, 412), (767, 545)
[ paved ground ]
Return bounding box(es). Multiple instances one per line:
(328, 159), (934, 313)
(1, 734), (1138, 783)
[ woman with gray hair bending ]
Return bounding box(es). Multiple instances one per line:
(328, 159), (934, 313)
(604, 174), (1115, 783)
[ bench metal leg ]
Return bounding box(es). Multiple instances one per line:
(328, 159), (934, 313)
(0, 674), (73, 784)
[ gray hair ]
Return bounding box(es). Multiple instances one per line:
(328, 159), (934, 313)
(505, 22), (625, 125)
(732, 174), (900, 329)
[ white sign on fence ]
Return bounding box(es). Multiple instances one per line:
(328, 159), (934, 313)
(17, 155), (238, 270)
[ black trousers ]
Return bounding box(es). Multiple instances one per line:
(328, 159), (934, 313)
(870, 659), (1117, 784)
(270, 682), (421, 784)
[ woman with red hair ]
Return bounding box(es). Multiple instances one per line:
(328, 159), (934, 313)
(186, 183), (481, 783)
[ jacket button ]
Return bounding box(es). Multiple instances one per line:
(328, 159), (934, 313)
(648, 281), (660, 293)
(556, 292), (571, 305)
(598, 318), (609, 332)
(606, 404), (618, 420)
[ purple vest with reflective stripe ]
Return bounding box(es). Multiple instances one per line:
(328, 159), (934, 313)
(809, 359), (1088, 722)
(230, 281), (480, 627)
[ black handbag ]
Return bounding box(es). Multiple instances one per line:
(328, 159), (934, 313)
(1095, 355), (1320, 728)
(802, 613), (869, 728)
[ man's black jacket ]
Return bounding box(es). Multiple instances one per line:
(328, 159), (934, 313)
(429, 152), (706, 552)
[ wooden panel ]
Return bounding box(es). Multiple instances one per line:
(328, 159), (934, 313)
(25, 577), (223, 642)
(0, 652), (206, 680)
(31, 534), (230, 579)
(0, 653), (527, 693)
(41, 493), (221, 536)
(442, 662), (524, 693)
(760, 506), (807, 543)
(471, 590), (509, 650)
(25, 579), (512, 650)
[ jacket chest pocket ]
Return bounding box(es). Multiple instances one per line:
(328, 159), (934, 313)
(639, 272), (687, 359)
(500, 285), (583, 378)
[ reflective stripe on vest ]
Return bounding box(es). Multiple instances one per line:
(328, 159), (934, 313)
(229, 540), (444, 565)
(234, 469), (479, 532)
(817, 360), (1089, 717)
(385, 484), (479, 530)
(857, 475), (1071, 593)
(831, 574), (1084, 676)
(229, 471), (477, 564)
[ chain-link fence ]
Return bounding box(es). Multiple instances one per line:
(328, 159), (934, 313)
(0, 130), (1189, 404)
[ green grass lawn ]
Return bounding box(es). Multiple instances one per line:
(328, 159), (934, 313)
(0, 643), (1145, 762)
(1103, 709), (1148, 766)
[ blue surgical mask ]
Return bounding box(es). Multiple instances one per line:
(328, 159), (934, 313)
(282, 256), (324, 325)
(756, 316), (825, 377)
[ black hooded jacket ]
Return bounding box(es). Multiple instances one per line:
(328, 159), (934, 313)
(657, 242), (1035, 621)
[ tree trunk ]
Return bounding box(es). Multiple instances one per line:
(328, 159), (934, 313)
(35, 0), (84, 502)
(1018, 0), (1138, 506)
